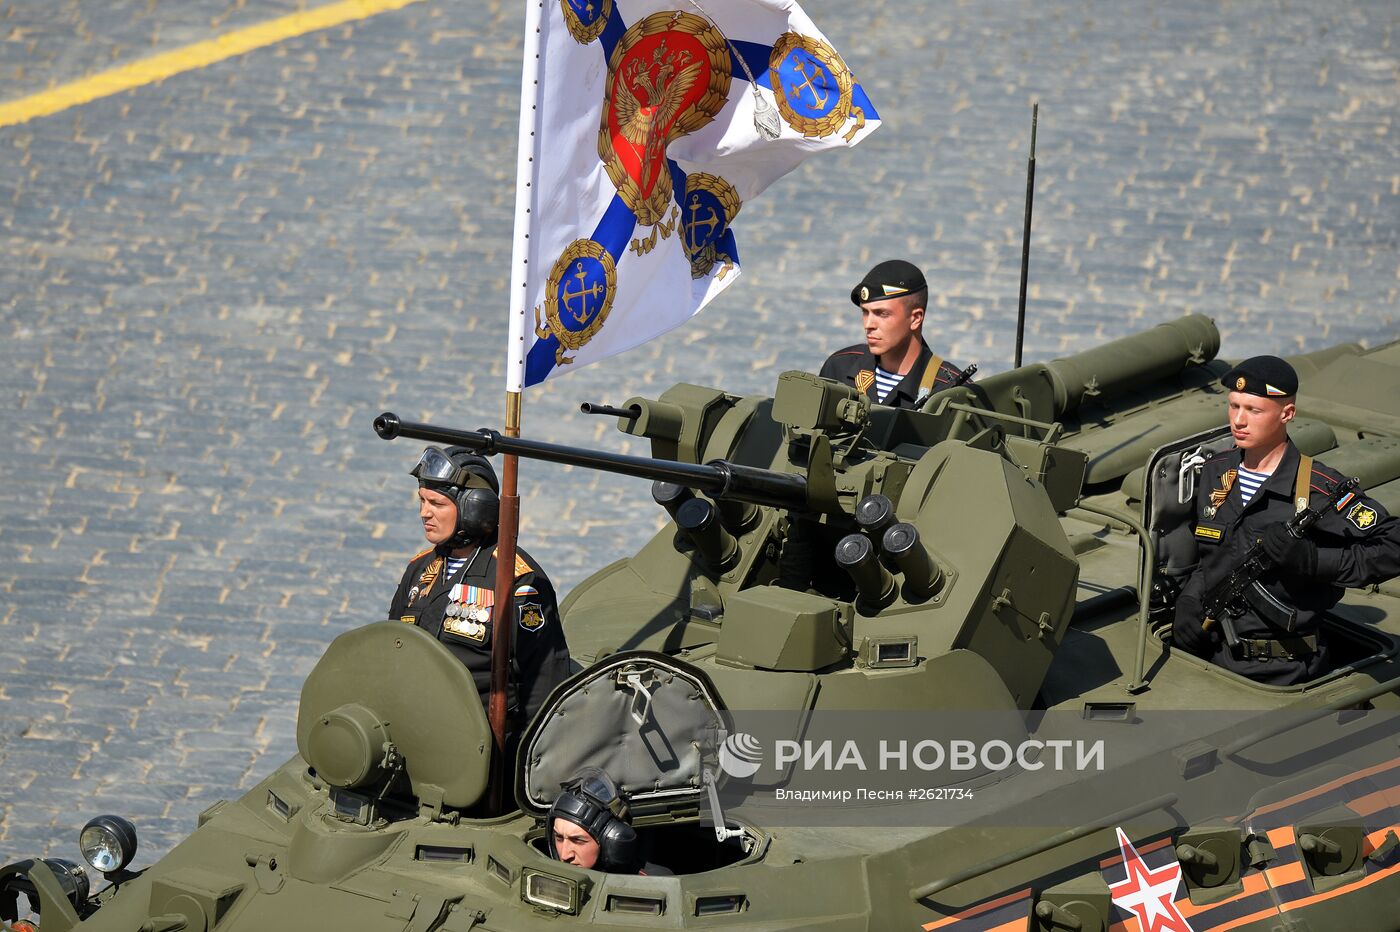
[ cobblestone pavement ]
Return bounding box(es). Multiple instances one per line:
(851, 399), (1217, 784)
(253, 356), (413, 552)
(2, 0), (1397, 864)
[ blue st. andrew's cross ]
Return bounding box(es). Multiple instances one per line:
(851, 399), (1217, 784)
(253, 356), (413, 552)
(525, 4), (878, 386)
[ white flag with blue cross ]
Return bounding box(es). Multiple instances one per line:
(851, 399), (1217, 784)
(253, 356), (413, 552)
(507, 0), (880, 390)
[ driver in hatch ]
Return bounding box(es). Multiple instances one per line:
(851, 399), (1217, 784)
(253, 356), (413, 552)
(548, 768), (669, 875)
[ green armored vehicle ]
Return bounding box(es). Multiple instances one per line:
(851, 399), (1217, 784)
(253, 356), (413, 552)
(6, 316), (1400, 931)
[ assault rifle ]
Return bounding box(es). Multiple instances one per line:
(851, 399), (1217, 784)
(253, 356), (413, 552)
(1202, 476), (1360, 647)
(951, 363), (978, 388)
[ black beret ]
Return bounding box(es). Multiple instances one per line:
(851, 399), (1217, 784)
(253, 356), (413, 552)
(1221, 355), (1298, 399)
(851, 259), (927, 306)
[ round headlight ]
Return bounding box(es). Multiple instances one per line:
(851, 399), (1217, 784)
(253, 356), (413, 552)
(79, 815), (137, 874)
(42, 858), (90, 906)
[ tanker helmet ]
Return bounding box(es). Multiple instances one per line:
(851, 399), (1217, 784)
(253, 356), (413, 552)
(410, 446), (499, 544)
(547, 767), (639, 873)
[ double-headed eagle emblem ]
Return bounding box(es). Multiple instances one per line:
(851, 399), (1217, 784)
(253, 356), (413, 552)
(612, 40), (706, 198)
(598, 11), (731, 227)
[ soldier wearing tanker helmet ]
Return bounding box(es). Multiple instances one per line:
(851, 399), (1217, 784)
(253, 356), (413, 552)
(819, 259), (970, 410)
(547, 767), (671, 875)
(388, 446), (571, 724)
(548, 768), (640, 874)
(1173, 356), (1400, 684)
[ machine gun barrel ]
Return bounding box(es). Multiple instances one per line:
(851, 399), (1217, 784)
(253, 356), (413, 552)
(579, 402), (640, 421)
(373, 412), (809, 511)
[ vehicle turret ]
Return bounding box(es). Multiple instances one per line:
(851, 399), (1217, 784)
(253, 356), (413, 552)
(376, 355), (1100, 711)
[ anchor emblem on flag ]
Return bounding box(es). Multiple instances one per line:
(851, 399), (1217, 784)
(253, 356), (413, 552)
(534, 239), (618, 367)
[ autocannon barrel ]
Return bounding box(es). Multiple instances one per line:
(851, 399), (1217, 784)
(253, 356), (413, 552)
(373, 413), (810, 511)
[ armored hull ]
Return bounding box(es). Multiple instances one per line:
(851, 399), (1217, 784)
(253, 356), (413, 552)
(6, 318), (1400, 932)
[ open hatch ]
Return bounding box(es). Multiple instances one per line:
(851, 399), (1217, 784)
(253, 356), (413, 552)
(516, 651), (761, 874)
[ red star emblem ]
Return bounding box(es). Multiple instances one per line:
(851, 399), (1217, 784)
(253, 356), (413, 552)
(1107, 828), (1194, 932)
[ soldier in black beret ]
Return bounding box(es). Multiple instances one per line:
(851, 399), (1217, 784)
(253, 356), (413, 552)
(818, 259), (970, 410)
(1172, 356), (1400, 684)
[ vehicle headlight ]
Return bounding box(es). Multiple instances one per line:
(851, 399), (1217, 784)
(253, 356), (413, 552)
(522, 869), (580, 914)
(79, 815), (138, 875)
(42, 858), (91, 906)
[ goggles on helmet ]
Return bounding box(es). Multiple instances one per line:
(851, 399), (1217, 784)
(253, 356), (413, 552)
(552, 768), (628, 832)
(574, 770), (626, 816)
(410, 447), (491, 490)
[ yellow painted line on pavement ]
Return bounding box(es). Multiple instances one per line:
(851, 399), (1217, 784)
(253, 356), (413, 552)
(0, 0), (424, 129)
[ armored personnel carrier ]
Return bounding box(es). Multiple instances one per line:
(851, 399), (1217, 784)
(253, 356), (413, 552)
(5, 316), (1400, 931)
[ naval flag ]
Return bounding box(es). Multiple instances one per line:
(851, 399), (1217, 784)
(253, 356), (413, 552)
(506, 0), (880, 390)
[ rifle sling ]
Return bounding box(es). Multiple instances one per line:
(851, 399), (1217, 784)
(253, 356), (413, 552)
(918, 354), (943, 399)
(1294, 455), (1313, 514)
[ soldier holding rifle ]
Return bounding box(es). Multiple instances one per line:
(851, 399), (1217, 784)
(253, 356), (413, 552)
(1173, 356), (1400, 684)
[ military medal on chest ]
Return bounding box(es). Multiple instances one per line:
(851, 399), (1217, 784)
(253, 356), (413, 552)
(444, 583), (493, 642)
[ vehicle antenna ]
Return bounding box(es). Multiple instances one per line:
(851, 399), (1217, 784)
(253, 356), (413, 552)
(1013, 103), (1038, 369)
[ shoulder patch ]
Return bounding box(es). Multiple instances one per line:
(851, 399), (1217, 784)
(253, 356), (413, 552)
(518, 603), (546, 632)
(1347, 502), (1379, 531)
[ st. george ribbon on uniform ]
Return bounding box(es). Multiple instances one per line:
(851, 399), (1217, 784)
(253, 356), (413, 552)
(506, 0), (881, 390)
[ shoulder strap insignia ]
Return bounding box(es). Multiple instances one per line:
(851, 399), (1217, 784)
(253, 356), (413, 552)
(491, 546), (536, 579)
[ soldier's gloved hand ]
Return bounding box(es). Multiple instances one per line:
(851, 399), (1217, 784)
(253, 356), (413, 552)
(1171, 595), (1214, 657)
(1260, 524), (1319, 577)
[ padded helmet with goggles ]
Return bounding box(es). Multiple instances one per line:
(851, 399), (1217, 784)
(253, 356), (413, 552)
(410, 446), (499, 543)
(547, 768), (639, 873)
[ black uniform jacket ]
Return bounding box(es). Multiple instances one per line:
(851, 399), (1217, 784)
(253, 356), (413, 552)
(388, 540), (572, 723)
(818, 339), (967, 410)
(1175, 441), (1400, 684)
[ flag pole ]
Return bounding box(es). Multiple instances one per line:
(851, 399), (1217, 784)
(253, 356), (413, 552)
(491, 0), (545, 811)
